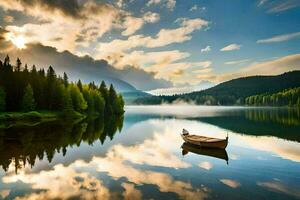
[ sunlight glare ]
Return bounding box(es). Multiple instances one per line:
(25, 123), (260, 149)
(10, 35), (26, 49)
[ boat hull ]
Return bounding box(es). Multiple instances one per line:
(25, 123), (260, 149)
(181, 134), (228, 149)
(181, 142), (229, 162)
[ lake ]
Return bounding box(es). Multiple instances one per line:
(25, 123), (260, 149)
(0, 105), (300, 200)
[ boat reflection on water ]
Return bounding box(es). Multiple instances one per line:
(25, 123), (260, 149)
(181, 142), (229, 164)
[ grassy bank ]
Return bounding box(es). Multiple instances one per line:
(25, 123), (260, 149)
(0, 111), (84, 122)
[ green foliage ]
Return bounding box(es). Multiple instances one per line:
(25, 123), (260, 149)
(0, 56), (124, 117)
(0, 87), (5, 112)
(68, 84), (87, 112)
(21, 84), (36, 112)
(245, 87), (300, 107)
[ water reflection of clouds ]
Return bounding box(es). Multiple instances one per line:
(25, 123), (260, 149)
(0, 189), (10, 199)
(257, 180), (300, 198)
(3, 118), (209, 200)
(199, 161), (213, 170)
(3, 164), (110, 200)
(220, 179), (241, 189)
(237, 135), (300, 163)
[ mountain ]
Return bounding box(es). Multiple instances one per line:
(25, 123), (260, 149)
(134, 71), (300, 105)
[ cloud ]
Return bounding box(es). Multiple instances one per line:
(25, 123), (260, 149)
(3, 15), (14, 23)
(258, 0), (268, 7)
(122, 183), (142, 200)
(220, 43), (241, 51)
(190, 5), (198, 11)
(95, 18), (209, 83)
(147, 0), (176, 10)
(97, 18), (208, 53)
(147, 81), (214, 95)
(201, 45), (211, 53)
(258, 0), (300, 13)
(257, 32), (300, 43)
(143, 12), (160, 23)
(198, 161), (213, 170)
(220, 179), (241, 188)
(190, 5), (205, 12)
(0, 0), (155, 55)
(196, 53), (300, 83)
(224, 59), (250, 65)
(122, 16), (144, 36)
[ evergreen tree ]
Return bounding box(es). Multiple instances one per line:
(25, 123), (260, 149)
(0, 87), (6, 112)
(63, 72), (68, 87)
(77, 80), (83, 92)
(16, 58), (22, 72)
(21, 84), (36, 112)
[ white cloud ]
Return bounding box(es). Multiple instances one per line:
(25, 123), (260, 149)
(202, 53), (300, 83)
(0, 0), (155, 55)
(201, 45), (211, 53)
(190, 5), (198, 11)
(122, 183), (142, 200)
(96, 18), (208, 55)
(224, 59), (250, 65)
(267, 0), (300, 13)
(258, 0), (268, 7)
(220, 43), (241, 51)
(122, 16), (144, 36)
(258, 0), (300, 13)
(147, 0), (176, 10)
(257, 32), (300, 43)
(143, 12), (160, 23)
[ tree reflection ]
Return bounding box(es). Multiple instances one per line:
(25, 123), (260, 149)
(0, 115), (124, 173)
(196, 108), (300, 142)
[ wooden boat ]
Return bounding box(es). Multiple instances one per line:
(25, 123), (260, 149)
(181, 129), (228, 149)
(181, 142), (229, 164)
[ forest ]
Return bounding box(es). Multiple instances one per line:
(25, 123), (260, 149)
(245, 87), (300, 106)
(0, 55), (124, 118)
(134, 71), (300, 107)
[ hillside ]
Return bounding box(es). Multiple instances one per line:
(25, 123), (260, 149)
(134, 71), (300, 105)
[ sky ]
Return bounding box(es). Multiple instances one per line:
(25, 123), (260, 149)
(0, 0), (299, 94)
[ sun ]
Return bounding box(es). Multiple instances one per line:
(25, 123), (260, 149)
(10, 35), (27, 49)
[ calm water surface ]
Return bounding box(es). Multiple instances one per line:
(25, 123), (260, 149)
(0, 106), (300, 200)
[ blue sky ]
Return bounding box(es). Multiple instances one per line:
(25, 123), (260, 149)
(0, 0), (299, 93)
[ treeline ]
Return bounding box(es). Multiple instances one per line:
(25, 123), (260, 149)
(245, 87), (300, 107)
(133, 71), (300, 106)
(0, 55), (124, 116)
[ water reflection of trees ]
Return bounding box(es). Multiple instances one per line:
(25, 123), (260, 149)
(196, 108), (300, 142)
(245, 108), (300, 126)
(0, 115), (124, 173)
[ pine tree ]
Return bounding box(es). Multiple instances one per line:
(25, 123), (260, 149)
(16, 58), (22, 72)
(63, 72), (68, 87)
(77, 80), (83, 92)
(0, 87), (6, 112)
(21, 84), (36, 112)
